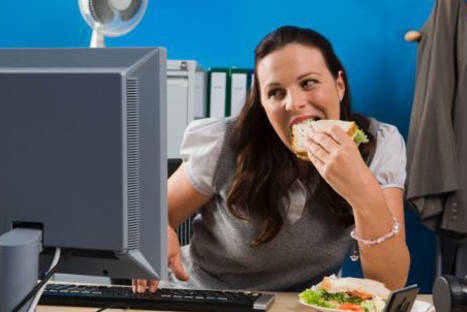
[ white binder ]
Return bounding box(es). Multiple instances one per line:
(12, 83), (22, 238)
(209, 70), (228, 118)
(230, 71), (248, 116)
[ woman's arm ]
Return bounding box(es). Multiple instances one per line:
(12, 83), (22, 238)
(133, 164), (213, 293)
(348, 176), (410, 290)
(168, 164), (213, 229)
(305, 125), (410, 290)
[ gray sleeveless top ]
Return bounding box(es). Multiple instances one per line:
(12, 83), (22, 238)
(163, 117), (406, 291)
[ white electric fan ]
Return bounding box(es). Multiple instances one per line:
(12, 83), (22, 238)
(78, 0), (148, 48)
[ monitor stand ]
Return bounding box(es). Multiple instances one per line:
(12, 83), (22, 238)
(0, 228), (42, 312)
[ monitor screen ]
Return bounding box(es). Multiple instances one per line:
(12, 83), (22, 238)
(0, 48), (167, 283)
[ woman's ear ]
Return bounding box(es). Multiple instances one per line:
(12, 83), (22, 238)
(336, 70), (346, 101)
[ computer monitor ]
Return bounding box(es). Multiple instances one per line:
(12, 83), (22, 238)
(0, 48), (168, 311)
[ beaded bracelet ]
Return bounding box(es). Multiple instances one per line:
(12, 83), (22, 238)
(350, 216), (400, 246)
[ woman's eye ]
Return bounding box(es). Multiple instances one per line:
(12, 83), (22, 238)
(302, 79), (317, 88)
(268, 88), (285, 99)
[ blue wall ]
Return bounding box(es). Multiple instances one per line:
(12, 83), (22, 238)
(1, 0), (437, 292)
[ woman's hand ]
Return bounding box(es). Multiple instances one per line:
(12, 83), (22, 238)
(305, 125), (374, 203)
(132, 226), (190, 293)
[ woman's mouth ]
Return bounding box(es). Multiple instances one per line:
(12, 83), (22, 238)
(288, 115), (321, 128)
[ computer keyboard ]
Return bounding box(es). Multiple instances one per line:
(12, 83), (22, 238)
(39, 283), (275, 312)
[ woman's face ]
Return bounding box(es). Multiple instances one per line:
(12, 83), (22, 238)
(256, 43), (345, 151)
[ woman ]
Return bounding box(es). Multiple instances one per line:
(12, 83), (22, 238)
(134, 25), (410, 293)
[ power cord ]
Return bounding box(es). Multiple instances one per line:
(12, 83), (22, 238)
(95, 303), (130, 312)
(13, 247), (61, 312)
(27, 247), (61, 312)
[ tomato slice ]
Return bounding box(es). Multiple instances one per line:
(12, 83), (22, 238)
(338, 303), (364, 312)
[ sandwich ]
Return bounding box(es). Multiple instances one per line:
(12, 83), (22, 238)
(290, 118), (369, 160)
(299, 275), (390, 312)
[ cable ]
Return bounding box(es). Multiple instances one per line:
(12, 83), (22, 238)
(12, 265), (58, 312)
(26, 247), (61, 312)
(95, 303), (130, 312)
(13, 248), (61, 312)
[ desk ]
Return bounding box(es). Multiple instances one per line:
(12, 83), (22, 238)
(38, 294), (433, 312)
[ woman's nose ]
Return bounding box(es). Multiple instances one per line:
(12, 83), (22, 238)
(284, 91), (307, 112)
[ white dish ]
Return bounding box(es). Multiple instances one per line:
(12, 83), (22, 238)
(298, 299), (435, 312)
(298, 299), (361, 312)
(410, 300), (435, 312)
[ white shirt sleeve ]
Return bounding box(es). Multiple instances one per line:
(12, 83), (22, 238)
(369, 121), (407, 190)
(179, 118), (227, 196)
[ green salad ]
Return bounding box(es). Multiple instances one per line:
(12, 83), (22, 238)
(299, 286), (381, 312)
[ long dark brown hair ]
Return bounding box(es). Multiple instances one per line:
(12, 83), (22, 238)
(227, 26), (376, 247)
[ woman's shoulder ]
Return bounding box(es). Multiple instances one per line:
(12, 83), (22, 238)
(367, 118), (407, 189)
(368, 117), (403, 141)
(185, 116), (234, 135)
(181, 117), (236, 158)
(181, 117), (236, 150)
(179, 117), (236, 196)
(367, 117), (406, 160)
